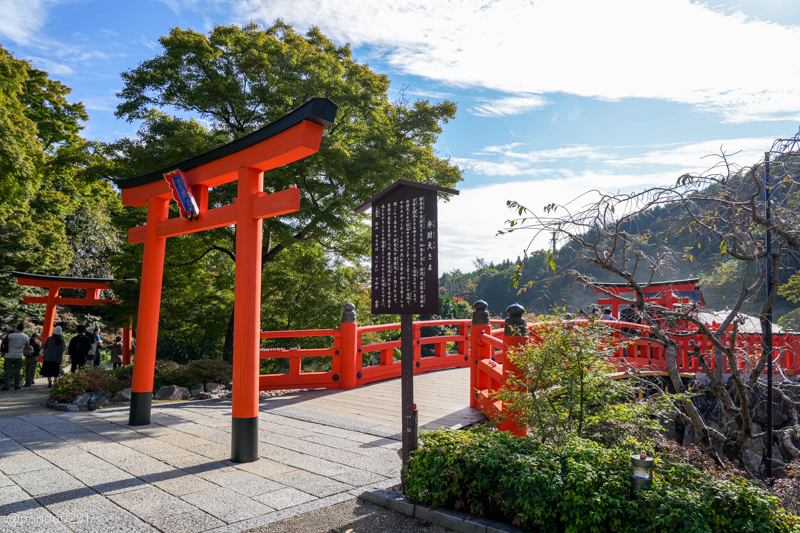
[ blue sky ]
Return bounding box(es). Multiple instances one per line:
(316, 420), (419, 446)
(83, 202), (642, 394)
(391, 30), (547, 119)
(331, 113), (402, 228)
(3, 0), (800, 272)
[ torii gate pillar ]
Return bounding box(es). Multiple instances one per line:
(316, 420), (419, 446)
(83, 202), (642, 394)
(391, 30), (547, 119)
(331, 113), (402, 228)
(231, 167), (263, 461)
(129, 196), (169, 425)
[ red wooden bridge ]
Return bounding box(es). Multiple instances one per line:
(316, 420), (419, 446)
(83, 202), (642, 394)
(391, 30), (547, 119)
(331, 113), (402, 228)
(258, 298), (800, 435)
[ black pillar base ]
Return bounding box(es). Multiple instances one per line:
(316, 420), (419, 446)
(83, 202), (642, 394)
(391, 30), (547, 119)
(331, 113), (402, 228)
(129, 391), (152, 426)
(231, 417), (259, 463)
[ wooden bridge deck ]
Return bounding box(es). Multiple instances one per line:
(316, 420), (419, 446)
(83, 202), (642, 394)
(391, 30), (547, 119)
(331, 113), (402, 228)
(260, 367), (486, 431)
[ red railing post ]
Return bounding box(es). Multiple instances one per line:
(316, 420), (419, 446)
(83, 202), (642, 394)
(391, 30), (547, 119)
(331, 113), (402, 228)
(340, 303), (358, 389)
(501, 304), (527, 436)
(470, 300), (491, 408)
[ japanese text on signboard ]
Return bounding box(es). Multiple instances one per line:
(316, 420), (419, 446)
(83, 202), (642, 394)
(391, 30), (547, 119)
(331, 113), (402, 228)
(371, 187), (438, 315)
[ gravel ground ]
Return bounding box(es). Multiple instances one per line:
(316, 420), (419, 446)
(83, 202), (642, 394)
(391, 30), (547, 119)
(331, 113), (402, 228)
(248, 498), (450, 533)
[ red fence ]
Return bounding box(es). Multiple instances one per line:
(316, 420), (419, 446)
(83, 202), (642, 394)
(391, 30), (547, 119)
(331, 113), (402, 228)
(258, 302), (800, 432)
(258, 304), (504, 391)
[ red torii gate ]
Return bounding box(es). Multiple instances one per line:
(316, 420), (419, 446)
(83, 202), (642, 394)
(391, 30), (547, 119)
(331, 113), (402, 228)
(12, 271), (133, 363)
(117, 98), (338, 463)
(592, 277), (705, 318)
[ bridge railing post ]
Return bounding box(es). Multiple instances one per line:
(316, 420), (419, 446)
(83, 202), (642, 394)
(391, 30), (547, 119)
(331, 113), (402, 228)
(340, 303), (358, 389)
(470, 300), (491, 408)
(501, 304), (528, 436)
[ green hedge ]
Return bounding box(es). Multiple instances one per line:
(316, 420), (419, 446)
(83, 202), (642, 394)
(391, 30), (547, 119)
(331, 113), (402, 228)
(404, 429), (800, 533)
(152, 359), (232, 391)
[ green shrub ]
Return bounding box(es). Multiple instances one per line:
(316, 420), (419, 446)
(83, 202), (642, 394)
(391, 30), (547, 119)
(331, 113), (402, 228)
(156, 335), (219, 364)
(50, 368), (131, 403)
(183, 359), (232, 386)
(405, 428), (800, 533)
(494, 318), (673, 445)
(153, 359), (231, 390)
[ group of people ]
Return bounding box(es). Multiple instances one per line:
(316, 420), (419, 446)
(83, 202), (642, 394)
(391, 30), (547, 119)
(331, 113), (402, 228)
(1, 324), (125, 390)
(566, 304), (644, 325)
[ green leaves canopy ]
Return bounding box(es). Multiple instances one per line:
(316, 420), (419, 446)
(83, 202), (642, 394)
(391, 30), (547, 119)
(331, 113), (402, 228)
(115, 21), (461, 257)
(112, 21), (462, 359)
(0, 45), (120, 329)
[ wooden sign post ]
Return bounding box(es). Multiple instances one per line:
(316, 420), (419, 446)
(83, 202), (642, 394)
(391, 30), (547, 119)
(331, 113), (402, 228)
(355, 180), (458, 469)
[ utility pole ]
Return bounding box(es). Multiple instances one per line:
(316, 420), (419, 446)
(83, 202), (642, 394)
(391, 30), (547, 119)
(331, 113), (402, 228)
(765, 151), (774, 479)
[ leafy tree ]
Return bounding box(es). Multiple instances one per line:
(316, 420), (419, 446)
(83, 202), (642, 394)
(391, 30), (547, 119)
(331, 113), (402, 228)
(0, 45), (42, 205)
(113, 21), (462, 361)
(496, 317), (670, 444)
(0, 46), (120, 329)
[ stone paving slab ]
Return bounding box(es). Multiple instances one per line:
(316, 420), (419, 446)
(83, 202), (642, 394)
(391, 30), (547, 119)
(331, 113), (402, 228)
(0, 399), (400, 532)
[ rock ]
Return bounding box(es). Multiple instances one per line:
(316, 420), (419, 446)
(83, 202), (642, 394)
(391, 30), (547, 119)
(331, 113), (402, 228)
(190, 383), (205, 399)
(154, 385), (191, 400)
(88, 393), (110, 411)
(662, 411), (682, 444)
(73, 393), (93, 407)
(743, 449), (762, 474)
(749, 384), (784, 428)
(196, 392), (212, 400)
(770, 445), (787, 478)
(224, 391), (233, 399)
(114, 388), (132, 402)
(205, 382), (225, 393)
(742, 423), (765, 474)
(682, 423), (699, 449)
(46, 400), (79, 412)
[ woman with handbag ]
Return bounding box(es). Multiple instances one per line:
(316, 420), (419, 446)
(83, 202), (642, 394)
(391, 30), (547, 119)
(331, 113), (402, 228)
(23, 333), (41, 387)
(41, 327), (65, 388)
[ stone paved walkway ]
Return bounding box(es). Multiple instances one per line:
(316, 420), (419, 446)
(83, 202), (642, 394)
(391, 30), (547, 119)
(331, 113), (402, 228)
(0, 399), (402, 533)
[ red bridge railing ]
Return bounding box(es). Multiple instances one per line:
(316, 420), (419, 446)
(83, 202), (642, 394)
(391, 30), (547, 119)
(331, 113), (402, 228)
(259, 302), (800, 432)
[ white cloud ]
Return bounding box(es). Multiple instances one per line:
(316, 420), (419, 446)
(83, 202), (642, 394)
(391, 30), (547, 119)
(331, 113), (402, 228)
(452, 157), (538, 177)
(470, 95), (549, 117)
(603, 137), (773, 169)
(476, 144), (610, 162)
(225, 0), (800, 122)
(438, 171), (681, 272)
(156, 0), (200, 15)
(0, 0), (57, 46)
(26, 56), (75, 76)
(456, 137), (773, 181)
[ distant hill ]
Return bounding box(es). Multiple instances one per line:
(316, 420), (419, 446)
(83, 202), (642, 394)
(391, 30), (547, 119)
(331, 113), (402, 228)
(439, 203), (799, 321)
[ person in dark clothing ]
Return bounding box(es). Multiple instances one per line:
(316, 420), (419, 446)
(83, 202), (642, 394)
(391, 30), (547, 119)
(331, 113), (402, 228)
(68, 325), (92, 373)
(24, 333), (41, 386)
(41, 327), (65, 387)
(601, 308), (617, 321)
(110, 336), (123, 369)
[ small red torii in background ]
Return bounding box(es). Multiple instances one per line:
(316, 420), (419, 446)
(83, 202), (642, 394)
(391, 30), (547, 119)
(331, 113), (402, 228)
(11, 271), (133, 363)
(116, 98), (338, 463)
(592, 277), (706, 318)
